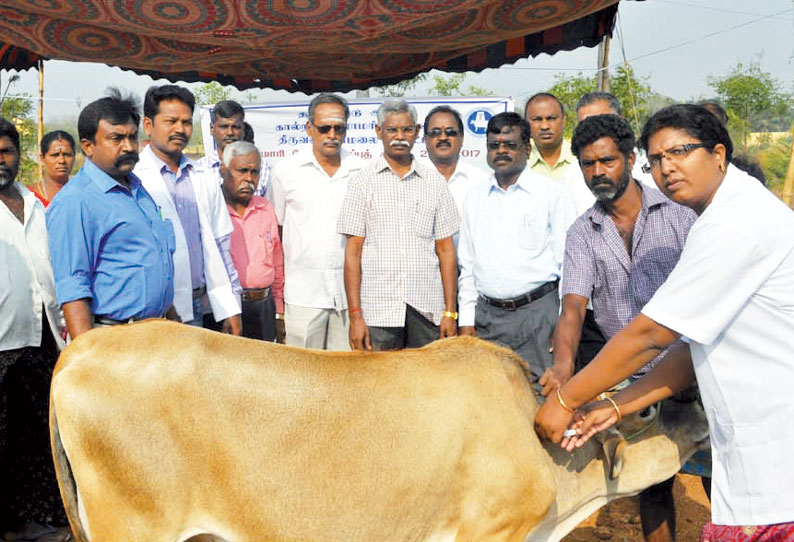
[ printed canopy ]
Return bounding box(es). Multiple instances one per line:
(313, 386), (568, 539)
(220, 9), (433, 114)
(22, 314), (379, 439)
(0, 0), (618, 93)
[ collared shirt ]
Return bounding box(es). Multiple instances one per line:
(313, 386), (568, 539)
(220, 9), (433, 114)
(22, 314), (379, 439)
(47, 159), (175, 321)
(420, 158), (490, 216)
(136, 146), (241, 322)
(270, 148), (364, 310)
(227, 196), (284, 313)
(642, 165), (794, 525)
(562, 182), (696, 372)
(457, 167), (576, 326)
(529, 138), (576, 181)
(1, 183), (64, 350)
(150, 150), (205, 289)
(199, 149), (272, 197)
(338, 155), (459, 327)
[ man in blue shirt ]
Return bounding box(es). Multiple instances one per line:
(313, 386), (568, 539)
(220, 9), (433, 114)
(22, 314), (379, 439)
(47, 89), (177, 339)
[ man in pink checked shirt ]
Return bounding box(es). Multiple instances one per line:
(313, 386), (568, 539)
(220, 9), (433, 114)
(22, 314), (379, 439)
(220, 140), (285, 342)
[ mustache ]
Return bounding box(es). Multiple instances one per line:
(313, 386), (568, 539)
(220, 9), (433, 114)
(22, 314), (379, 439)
(435, 141), (451, 148)
(114, 153), (139, 167)
(493, 155), (512, 163)
(590, 175), (614, 186)
(389, 140), (410, 148)
(169, 135), (188, 142)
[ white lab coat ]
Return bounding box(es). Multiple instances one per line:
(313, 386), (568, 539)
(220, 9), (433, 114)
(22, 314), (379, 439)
(135, 146), (240, 323)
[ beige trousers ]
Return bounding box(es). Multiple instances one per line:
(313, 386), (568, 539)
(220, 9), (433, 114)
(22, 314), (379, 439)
(284, 304), (350, 351)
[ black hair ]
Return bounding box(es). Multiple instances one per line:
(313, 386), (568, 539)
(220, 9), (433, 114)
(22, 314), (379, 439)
(0, 116), (21, 154)
(423, 105), (464, 134)
(571, 114), (635, 158)
(576, 92), (623, 117)
(40, 130), (76, 156)
(486, 112), (531, 145)
(731, 154), (767, 186)
(525, 92), (565, 117)
(640, 104), (733, 163)
(143, 84), (195, 119)
(211, 100), (245, 123)
(698, 100), (728, 126)
(78, 87), (141, 143)
(308, 93), (350, 122)
(243, 122), (255, 143)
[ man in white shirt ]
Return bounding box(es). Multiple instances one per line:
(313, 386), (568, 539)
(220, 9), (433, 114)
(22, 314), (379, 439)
(269, 94), (364, 350)
(0, 117), (69, 540)
(458, 112), (576, 393)
(135, 84), (242, 334)
(422, 105), (489, 217)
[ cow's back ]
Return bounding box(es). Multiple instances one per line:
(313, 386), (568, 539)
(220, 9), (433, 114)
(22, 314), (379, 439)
(51, 320), (556, 542)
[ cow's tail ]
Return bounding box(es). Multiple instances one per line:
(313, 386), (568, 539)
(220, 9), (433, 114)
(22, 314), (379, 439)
(50, 401), (90, 542)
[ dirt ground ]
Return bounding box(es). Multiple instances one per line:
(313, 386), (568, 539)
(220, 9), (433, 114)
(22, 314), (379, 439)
(562, 474), (711, 542)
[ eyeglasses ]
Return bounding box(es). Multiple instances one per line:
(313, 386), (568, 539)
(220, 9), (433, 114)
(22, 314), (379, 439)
(312, 122), (347, 134)
(486, 140), (521, 151)
(384, 126), (416, 136)
(642, 143), (708, 173)
(426, 127), (461, 138)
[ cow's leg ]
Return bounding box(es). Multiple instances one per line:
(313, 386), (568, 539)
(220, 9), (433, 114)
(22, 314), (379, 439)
(639, 475), (676, 542)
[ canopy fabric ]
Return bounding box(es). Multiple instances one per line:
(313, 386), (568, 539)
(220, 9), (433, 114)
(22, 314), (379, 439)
(0, 1), (618, 93)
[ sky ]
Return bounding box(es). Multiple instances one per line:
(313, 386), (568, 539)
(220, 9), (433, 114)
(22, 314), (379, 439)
(3, 0), (793, 122)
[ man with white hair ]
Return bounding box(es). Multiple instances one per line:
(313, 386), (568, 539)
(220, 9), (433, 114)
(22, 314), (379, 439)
(221, 141), (284, 342)
(338, 98), (460, 351)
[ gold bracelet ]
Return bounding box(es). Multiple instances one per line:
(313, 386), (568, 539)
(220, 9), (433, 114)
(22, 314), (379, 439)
(443, 311), (458, 320)
(556, 389), (575, 413)
(604, 395), (622, 423)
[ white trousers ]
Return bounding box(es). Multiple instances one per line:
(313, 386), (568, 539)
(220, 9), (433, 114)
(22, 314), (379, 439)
(284, 304), (350, 351)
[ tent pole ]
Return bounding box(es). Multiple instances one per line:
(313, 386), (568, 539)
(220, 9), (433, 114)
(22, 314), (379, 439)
(597, 36), (610, 92)
(38, 59), (44, 182)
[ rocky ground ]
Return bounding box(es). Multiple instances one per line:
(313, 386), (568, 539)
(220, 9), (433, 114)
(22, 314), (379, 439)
(562, 474), (711, 542)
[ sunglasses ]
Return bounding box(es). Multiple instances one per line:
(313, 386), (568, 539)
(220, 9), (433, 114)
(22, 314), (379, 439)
(312, 122), (347, 134)
(486, 140), (521, 151)
(426, 127), (461, 138)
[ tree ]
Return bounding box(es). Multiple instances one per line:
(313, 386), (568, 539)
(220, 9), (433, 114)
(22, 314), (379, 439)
(372, 73), (428, 97)
(194, 81), (232, 106)
(707, 59), (792, 149)
(543, 64), (653, 137)
(0, 75), (37, 185)
(429, 73), (492, 97)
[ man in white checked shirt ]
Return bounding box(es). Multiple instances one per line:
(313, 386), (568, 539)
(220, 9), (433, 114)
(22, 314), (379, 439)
(338, 98), (460, 351)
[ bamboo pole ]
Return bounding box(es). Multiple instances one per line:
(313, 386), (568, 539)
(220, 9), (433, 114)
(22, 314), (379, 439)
(781, 119), (794, 208)
(38, 59), (44, 182)
(597, 36), (611, 93)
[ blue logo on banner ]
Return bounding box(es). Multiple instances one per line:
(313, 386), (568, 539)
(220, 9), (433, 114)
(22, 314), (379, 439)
(467, 109), (492, 136)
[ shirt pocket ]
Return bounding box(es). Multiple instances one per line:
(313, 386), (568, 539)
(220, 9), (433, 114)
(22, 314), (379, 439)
(261, 230), (276, 258)
(518, 212), (546, 254)
(161, 219), (177, 256)
(413, 203), (435, 238)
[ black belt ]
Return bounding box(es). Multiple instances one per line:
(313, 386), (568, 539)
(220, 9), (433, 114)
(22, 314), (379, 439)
(480, 280), (559, 310)
(94, 315), (160, 326)
(192, 285), (207, 299)
(242, 287), (271, 302)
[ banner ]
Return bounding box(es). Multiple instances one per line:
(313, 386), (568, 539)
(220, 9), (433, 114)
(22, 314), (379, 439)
(201, 97), (513, 173)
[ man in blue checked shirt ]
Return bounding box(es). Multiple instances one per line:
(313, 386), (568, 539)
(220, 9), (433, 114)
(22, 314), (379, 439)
(47, 89), (177, 339)
(542, 114), (698, 542)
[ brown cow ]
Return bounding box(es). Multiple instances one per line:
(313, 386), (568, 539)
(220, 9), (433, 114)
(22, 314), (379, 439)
(50, 320), (708, 542)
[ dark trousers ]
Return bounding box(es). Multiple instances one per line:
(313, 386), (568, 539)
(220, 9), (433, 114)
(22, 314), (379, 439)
(0, 313), (67, 528)
(474, 285), (559, 395)
(369, 305), (439, 350)
(241, 293), (276, 341)
(575, 309), (607, 373)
